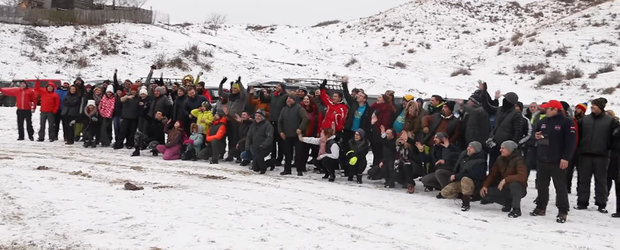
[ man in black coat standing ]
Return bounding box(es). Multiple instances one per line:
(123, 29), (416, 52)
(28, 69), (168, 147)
(529, 100), (576, 223)
(575, 98), (619, 213)
(487, 92), (522, 171)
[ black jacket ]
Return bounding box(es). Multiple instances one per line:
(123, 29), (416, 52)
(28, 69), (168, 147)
(246, 120), (274, 152)
(342, 83), (373, 132)
(264, 91), (288, 122)
(578, 113), (619, 157)
(535, 114), (577, 163)
(452, 150), (487, 186)
(172, 95), (188, 123)
(61, 93), (81, 117)
(431, 143), (460, 172)
(463, 104), (489, 145)
(491, 105), (522, 144)
(120, 95), (140, 120)
(278, 103), (309, 137)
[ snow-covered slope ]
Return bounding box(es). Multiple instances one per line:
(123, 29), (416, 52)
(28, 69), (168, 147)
(0, 107), (618, 249)
(0, 0), (618, 107)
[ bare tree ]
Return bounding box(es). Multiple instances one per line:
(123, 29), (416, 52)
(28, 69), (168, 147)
(205, 13), (226, 36)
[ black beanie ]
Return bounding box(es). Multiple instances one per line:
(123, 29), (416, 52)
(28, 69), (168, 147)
(445, 101), (456, 112)
(591, 97), (607, 111)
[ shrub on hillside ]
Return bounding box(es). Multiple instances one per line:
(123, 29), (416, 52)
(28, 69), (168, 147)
(601, 87), (615, 95)
(393, 61), (407, 69)
(596, 64), (615, 74)
(515, 63), (547, 75)
(76, 56), (89, 68)
(451, 68), (471, 77)
(538, 70), (564, 86)
(167, 56), (190, 71)
(565, 67), (584, 79)
(345, 58), (358, 67)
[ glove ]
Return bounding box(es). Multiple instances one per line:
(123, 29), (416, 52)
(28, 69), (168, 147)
(486, 138), (496, 149)
(320, 79), (327, 89)
(220, 77), (228, 85)
(349, 156), (358, 166)
(91, 117), (98, 122)
(237, 76), (241, 83)
(198, 71), (204, 76)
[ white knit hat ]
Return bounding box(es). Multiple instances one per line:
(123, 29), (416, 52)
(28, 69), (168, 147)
(86, 99), (96, 107)
(139, 86), (148, 96)
(106, 84), (114, 93)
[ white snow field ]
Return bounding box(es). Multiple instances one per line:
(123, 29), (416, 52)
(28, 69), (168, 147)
(0, 108), (617, 249)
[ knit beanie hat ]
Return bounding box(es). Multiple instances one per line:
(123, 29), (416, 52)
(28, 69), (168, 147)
(106, 85), (114, 93)
(576, 102), (588, 113)
(356, 128), (366, 139)
(591, 98), (607, 111)
(255, 109), (266, 118)
(445, 101), (456, 112)
(139, 86), (148, 96)
(503, 92), (519, 105)
(155, 86), (166, 94)
(435, 132), (448, 140)
(501, 140), (518, 153)
(403, 94), (414, 102)
(468, 141), (482, 153)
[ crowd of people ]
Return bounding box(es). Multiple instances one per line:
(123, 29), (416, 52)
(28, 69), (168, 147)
(1, 66), (619, 223)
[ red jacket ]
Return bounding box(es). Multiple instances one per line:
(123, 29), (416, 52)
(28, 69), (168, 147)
(0, 87), (37, 111)
(34, 84), (60, 114)
(319, 89), (348, 132)
(371, 102), (394, 129)
(206, 116), (227, 142)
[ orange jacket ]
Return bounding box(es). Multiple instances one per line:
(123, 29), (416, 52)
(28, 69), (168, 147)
(206, 116), (227, 142)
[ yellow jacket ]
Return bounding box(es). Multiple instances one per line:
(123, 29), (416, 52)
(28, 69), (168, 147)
(191, 108), (214, 134)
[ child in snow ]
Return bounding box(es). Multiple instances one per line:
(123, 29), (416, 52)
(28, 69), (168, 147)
(82, 100), (101, 148)
(198, 111), (227, 164)
(344, 128), (370, 184)
(156, 120), (185, 160)
(182, 123), (204, 161)
(190, 101), (214, 134)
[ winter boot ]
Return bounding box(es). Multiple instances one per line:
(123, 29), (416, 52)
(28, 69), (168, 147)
(151, 148), (159, 156)
(356, 174), (363, 184)
(556, 212), (567, 223)
(322, 173), (330, 179)
(131, 149), (140, 157)
(530, 208), (546, 216)
(574, 203), (588, 210)
(348, 175), (354, 181)
(461, 195), (471, 211)
(83, 141), (90, 148)
(436, 193), (445, 199)
(240, 160), (251, 166)
(90, 141), (96, 148)
(280, 166), (292, 175)
(613, 199), (620, 218)
(508, 209), (522, 218)
(597, 205), (608, 214)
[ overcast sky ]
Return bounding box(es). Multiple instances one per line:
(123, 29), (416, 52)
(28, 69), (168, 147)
(145, 0), (409, 26)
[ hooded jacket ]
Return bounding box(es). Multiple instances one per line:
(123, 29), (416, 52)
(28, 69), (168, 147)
(483, 150), (527, 188)
(452, 150), (487, 186)
(246, 118), (274, 152)
(34, 83), (60, 114)
(61, 91), (81, 117)
(319, 88), (348, 132)
(191, 108), (214, 134)
(491, 98), (522, 144)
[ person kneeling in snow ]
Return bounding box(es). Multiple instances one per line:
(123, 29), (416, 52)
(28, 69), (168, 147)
(132, 111), (168, 157)
(198, 110), (227, 164)
(480, 141), (527, 218)
(155, 121), (185, 160)
(395, 131), (425, 193)
(299, 127), (339, 182)
(344, 128), (370, 184)
(440, 141), (487, 211)
(246, 109), (273, 174)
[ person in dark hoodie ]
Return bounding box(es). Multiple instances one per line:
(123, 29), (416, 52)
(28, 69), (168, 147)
(344, 128), (370, 184)
(480, 140), (527, 218)
(486, 92), (522, 170)
(61, 85), (81, 145)
(378, 124), (398, 188)
(278, 95), (309, 176)
(421, 132), (460, 195)
(575, 97), (619, 213)
(460, 95), (490, 146)
(247, 109), (274, 174)
(171, 86), (189, 132)
(529, 100), (576, 223)
(440, 141), (487, 211)
(0, 81), (37, 141)
(113, 85), (140, 149)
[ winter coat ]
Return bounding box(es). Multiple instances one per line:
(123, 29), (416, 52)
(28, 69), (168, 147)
(342, 83), (372, 132)
(301, 136), (339, 160)
(249, 93), (270, 118)
(81, 106), (100, 128)
(278, 103), (309, 138)
(578, 112), (619, 157)
(0, 87), (36, 111)
(431, 143), (460, 172)
(490, 106), (522, 144)
(371, 102), (395, 130)
(462, 104), (489, 145)
(206, 116), (227, 142)
(302, 102), (318, 137)
(483, 151), (527, 188)
(185, 95), (207, 115)
(422, 113), (460, 146)
(452, 150), (487, 186)
(237, 119), (253, 149)
(191, 108), (214, 134)
(120, 94), (140, 120)
(164, 127), (185, 148)
(219, 81), (248, 116)
(98, 95), (116, 119)
(319, 88), (348, 132)
(171, 95), (188, 123)
(535, 114), (577, 163)
(55, 88), (68, 113)
(246, 119), (274, 152)
(61, 92), (81, 117)
(264, 91), (288, 122)
(34, 84), (60, 114)
(348, 137), (370, 164)
(149, 95), (172, 119)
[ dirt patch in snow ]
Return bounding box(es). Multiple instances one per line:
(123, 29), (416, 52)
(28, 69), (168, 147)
(69, 170), (92, 178)
(35, 166), (49, 170)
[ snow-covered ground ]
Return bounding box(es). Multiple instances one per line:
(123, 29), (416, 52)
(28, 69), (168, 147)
(0, 107), (617, 249)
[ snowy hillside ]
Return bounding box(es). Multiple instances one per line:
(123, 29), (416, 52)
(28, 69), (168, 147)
(0, 0), (618, 107)
(0, 107), (617, 249)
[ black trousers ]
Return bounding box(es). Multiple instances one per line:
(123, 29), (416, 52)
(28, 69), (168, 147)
(536, 161), (569, 213)
(488, 146), (500, 173)
(400, 162), (424, 186)
(53, 113), (62, 140)
(282, 137), (304, 173)
(382, 159), (396, 186)
(99, 117), (113, 146)
(270, 122), (283, 162)
(16, 109), (34, 139)
(38, 112), (56, 140)
(370, 135), (383, 166)
(485, 182), (527, 210)
(608, 155), (619, 198)
(62, 116), (76, 143)
(577, 155), (609, 208)
(566, 154), (579, 192)
(226, 121), (240, 159)
(320, 157), (338, 178)
(525, 146), (537, 177)
(117, 118), (138, 147)
(297, 142), (310, 172)
(253, 148), (270, 172)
